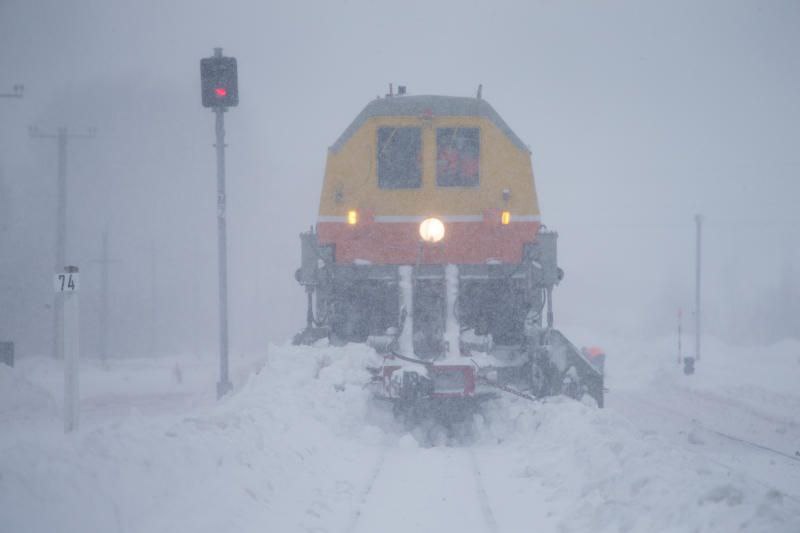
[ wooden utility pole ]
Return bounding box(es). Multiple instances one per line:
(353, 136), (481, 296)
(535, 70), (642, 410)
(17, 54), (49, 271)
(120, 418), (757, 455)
(30, 125), (95, 358)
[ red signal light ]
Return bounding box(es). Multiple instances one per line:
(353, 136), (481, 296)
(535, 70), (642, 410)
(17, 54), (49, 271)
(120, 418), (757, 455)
(214, 87), (227, 97)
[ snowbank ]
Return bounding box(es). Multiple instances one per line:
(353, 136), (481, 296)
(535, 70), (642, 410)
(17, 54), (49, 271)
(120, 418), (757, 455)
(1, 342), (798, 532)
(0, 363), (57, 423)
(0, 345), (384, 533)
(477, 396), (799, 532)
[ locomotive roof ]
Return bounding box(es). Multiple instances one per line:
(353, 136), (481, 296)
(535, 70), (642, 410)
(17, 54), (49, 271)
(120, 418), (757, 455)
(329, 95), (530, 154)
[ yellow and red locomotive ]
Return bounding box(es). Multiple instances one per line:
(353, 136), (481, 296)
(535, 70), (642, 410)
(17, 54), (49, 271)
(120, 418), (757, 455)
(295, 89), (603, 410)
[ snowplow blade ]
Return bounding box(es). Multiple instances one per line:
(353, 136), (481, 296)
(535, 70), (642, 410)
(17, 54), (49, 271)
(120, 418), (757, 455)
(541, 329), (604, 407)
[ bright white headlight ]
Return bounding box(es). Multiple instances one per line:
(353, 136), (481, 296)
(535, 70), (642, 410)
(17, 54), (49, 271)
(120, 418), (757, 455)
(419, 217), (445, 243)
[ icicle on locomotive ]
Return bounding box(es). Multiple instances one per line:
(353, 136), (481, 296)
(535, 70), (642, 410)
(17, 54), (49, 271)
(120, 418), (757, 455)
(295, 87), (603, 409)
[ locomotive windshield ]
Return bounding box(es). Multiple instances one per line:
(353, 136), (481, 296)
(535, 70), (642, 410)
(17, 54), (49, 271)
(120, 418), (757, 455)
(377, 127), (422, 189)
(437, 127), (479, 187)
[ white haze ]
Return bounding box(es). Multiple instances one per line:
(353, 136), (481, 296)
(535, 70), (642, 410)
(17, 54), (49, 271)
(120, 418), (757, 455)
(0, 0), (798, 358)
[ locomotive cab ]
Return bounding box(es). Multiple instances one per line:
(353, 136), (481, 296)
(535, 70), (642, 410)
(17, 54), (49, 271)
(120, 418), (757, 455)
(295, 91), (603, 409)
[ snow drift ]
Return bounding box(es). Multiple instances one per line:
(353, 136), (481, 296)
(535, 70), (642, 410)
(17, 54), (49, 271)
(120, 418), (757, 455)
(1, 340), (798, 532)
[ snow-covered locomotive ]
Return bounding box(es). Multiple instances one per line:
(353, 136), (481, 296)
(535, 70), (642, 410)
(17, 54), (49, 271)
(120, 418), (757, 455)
(295, 89), (603, 411)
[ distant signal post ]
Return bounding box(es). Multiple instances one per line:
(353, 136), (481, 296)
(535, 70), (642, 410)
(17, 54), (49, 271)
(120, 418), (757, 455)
(201, 48), (239, 398)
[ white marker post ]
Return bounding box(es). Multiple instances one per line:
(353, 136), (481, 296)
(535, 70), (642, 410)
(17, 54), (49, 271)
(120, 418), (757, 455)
(55, 266), (80, 432)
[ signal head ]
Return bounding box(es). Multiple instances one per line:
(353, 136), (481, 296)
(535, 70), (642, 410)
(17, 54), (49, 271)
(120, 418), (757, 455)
(201, 55), (239, 108)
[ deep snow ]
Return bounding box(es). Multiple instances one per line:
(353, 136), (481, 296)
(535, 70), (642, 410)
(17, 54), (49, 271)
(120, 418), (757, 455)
(1, 335), (799, 532)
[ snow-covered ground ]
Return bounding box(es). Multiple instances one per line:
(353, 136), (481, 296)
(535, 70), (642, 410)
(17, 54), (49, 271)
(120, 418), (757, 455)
(1, 334), (799, 532)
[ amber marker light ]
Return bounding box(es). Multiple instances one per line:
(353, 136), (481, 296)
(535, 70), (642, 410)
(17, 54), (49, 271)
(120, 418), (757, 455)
(419, 217), (445, 243)
(501, 211), (511, 225)
(347, 210), (358, 225)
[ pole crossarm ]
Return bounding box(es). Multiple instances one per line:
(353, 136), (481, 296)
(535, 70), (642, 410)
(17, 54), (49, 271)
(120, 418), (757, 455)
(29, 125), (96, 139)
(0, 84), (24, 98)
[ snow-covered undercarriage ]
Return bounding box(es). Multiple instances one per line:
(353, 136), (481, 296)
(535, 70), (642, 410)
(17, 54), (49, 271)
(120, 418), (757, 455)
(295, 229), (604, 411)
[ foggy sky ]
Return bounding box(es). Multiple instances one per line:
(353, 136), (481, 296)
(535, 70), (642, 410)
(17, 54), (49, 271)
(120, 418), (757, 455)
(1, 0), (798, 358)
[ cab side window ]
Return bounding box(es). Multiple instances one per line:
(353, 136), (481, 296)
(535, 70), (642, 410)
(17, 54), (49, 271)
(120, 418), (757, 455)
(436, 128), (479, 187)
(377, 127), (422, 189)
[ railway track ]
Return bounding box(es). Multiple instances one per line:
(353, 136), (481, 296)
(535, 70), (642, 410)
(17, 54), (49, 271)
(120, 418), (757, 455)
(609, 389), (800, 502)
(469, 448), (499, 533)
(342, 447), (388, 533)
(634, 393), (800, 464)
(344, 444), (500, 533)
(670, 384), (800, 430)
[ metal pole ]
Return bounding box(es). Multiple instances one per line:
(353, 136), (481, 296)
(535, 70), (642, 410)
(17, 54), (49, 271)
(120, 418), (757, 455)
(215, 103), (232, 398)
(90, 230), (116, 363)
(677, 308), (682, 365)
(694, 214), (703, 362)
(99, 231), (109, 363)
(53, 128), (67, 360)
(150, 240), (157, 357)
(0, 85), (23, 240)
